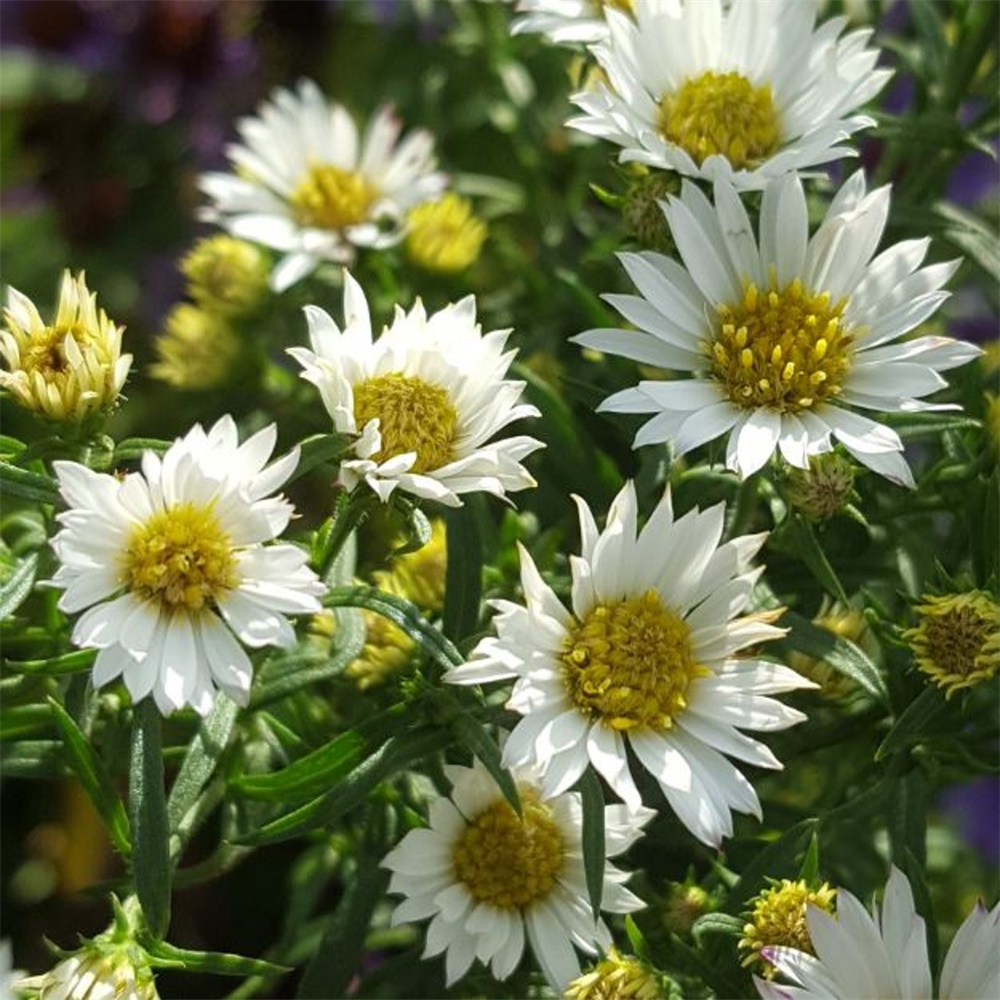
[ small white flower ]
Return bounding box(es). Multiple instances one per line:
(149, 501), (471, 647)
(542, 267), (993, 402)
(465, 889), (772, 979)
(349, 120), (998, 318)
(383, 756), (653, 990)
(578, 171), (982, 486)
(510, 0), (634, 47)
(447, 481), (815, 847)
(756, 865), (1000, 1000)
(289, 272), (543, 507)
(13, 943), (158, 1000)
(567, 0), (891, 190)
(50, 416), (325, 716)
(199, 79), (447, 292)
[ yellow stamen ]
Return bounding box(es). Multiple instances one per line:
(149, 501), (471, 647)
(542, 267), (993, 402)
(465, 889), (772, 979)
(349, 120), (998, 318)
(290, 163), (376, 231)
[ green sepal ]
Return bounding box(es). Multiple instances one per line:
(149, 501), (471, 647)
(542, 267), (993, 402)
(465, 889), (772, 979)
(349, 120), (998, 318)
(48, 697), (132, 858)
(690, 912), (745, 943)
(145, 939), (290, 977)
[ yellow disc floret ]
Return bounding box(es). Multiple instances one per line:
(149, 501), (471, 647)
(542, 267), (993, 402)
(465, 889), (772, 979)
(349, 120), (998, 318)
(566, 947), (662, 1000)
(711, 279), (854, 413)
(905, 591), (1000, 698)
(290, 163), (376, 231)
(181, 235), (269, 316)
(562, 589), (706, 731)
(122, 503), (239, 612)
(452, 787), (564, 910)
(150, 304), (241, 391)
(405, 194), (487, 274)
(659, 71), (780, 170)
(739, 879), (837, 977)
(353, 373), (458, 473)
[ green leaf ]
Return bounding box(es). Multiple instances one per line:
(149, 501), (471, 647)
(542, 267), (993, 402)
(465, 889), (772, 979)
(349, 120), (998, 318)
(786, 515), (849, 605)
(296, 852), (391, 999)
(882, 412), (983, 439)
(392, 502), (432, 557)
(130, 701), (171, 940)
(0, 461), (61, 505)
(887, 768), (927, 870)
(48, 697), (131, 857)
(900, 846), (939, 978)
(691, 912), (745, 943)
(0, 739), (70, 778)
(324, 586), (464, 670)
(777, 612), (887, 703)
(0, 703), (52, 740)
(624, 915), (650, 963)
(3, 648), (96, 676)
(237, 727), (452, 846)
(798, 832), (820, 884)
(0, 551), (39, 620)
(167, 695), (240, 863)
(451, 712), (520, 815)
(875, 686), (949, 761)
(286, 433), (349, 485)
(443, 500), (483, 642)
(146, 940), (289, 978)
(578, 767), (605, 919)
(112, 437), (173, 462)
(727, 818), (818, 911)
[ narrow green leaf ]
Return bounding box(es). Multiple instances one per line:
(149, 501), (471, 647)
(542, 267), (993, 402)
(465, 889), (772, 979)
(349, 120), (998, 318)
(130, 701), (171, 940)
(443, 501), (483, 642)
(778, 612), (887, 703)
(0, 739), (70, 778)
(146, 940), (289, 978)
(0, 552), (39, 619)
(888, 769), (927, 870)
(882, 412), (983, 439)
(296, 853), (391, 999)
(578, 767), (605, 919)
(0, 461), (61, 505)
(875, 687), (949, 761)
(285, 433), (349, 485)
(798, 832), (820, 884)
(112, 437), (172, 462)
(0, 703), (52, 740)
(237, 727), (452, 846)
(691, 912), (745, 943)
(48, 697), (131, 857)
(624, 915), (650, 963)
(167, 695), (239, 859)
(324, 586), (464, 670)
(3, 648), (96, 676)
(451, 712), (519, 815)
(727, 818), (818, 911)
(787, 515), (849, 605)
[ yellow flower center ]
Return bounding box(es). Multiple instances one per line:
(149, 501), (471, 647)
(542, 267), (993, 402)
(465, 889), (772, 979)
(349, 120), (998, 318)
(21, 323), (94, 376)
(739, 879), (837, 976)
(907, 592), (1000, 697)
(405, 194), (486, 274)
(711, 279), (854, 413)
(121, 503), (239, 612)
(562, 589), (705, 731)
(290, 163), (376, 231)
(566, 947), (661, 1000)
(352, 373), (458, 474)
(452, 787), (564, 909)
(659, 70), (781, 170)
(597, 0), (635, 14)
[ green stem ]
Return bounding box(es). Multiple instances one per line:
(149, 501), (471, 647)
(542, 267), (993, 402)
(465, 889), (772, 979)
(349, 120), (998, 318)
(316, 490), (374, 580)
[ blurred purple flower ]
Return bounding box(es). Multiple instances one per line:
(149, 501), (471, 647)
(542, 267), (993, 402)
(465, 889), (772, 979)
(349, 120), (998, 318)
(940, 776), (1000, 865)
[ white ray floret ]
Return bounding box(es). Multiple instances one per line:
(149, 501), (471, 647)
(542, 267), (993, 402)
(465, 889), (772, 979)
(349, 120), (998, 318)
(568, 0), (891, 191)
(510, 0), (633, 47)
(446, 481), (815, 848)
(49, 416), (325, 716)
(200, 79), (447, 292)
(289, 272), (543, 507)
(383, 756), (653, 990)
(577, 171), (981, 486)
(756, 865), (1000, 1000)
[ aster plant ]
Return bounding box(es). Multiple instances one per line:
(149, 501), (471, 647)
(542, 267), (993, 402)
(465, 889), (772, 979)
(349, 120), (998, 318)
(1, 1), (998, 999)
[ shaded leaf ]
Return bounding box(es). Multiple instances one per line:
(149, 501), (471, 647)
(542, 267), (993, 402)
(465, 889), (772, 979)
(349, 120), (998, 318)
(443, 501), (483, 643)
(0, 551), (38, 619)
(578, 767), (605, 918)
(451, 711), (519, 815)
(727, 819), (818, 911)
(875, 686), (949, 761)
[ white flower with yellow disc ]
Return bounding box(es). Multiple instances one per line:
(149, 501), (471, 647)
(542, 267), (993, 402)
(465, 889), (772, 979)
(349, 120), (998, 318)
(567, 0), (890, 190)
(50, 417), (324, 716)
(199, 79), (447, 292)
(289, 272), (543, 507)
(578, 172), (981, 485)
(382, 756), (653, 990)
(446, 481), (815, 847)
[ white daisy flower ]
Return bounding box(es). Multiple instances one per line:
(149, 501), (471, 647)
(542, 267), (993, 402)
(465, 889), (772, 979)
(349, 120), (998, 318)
(510, 0), (635, 47)
(199, 79), (447, 292)
(383, 756), (653, 990)
(446, 481), (815, 848)
(756, 865), (1000, 1000)
(567, 0), (891, 190)
(578, 172), (982, 486)
(289, 272), (543, 507)
(50, 416), (325, 716)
